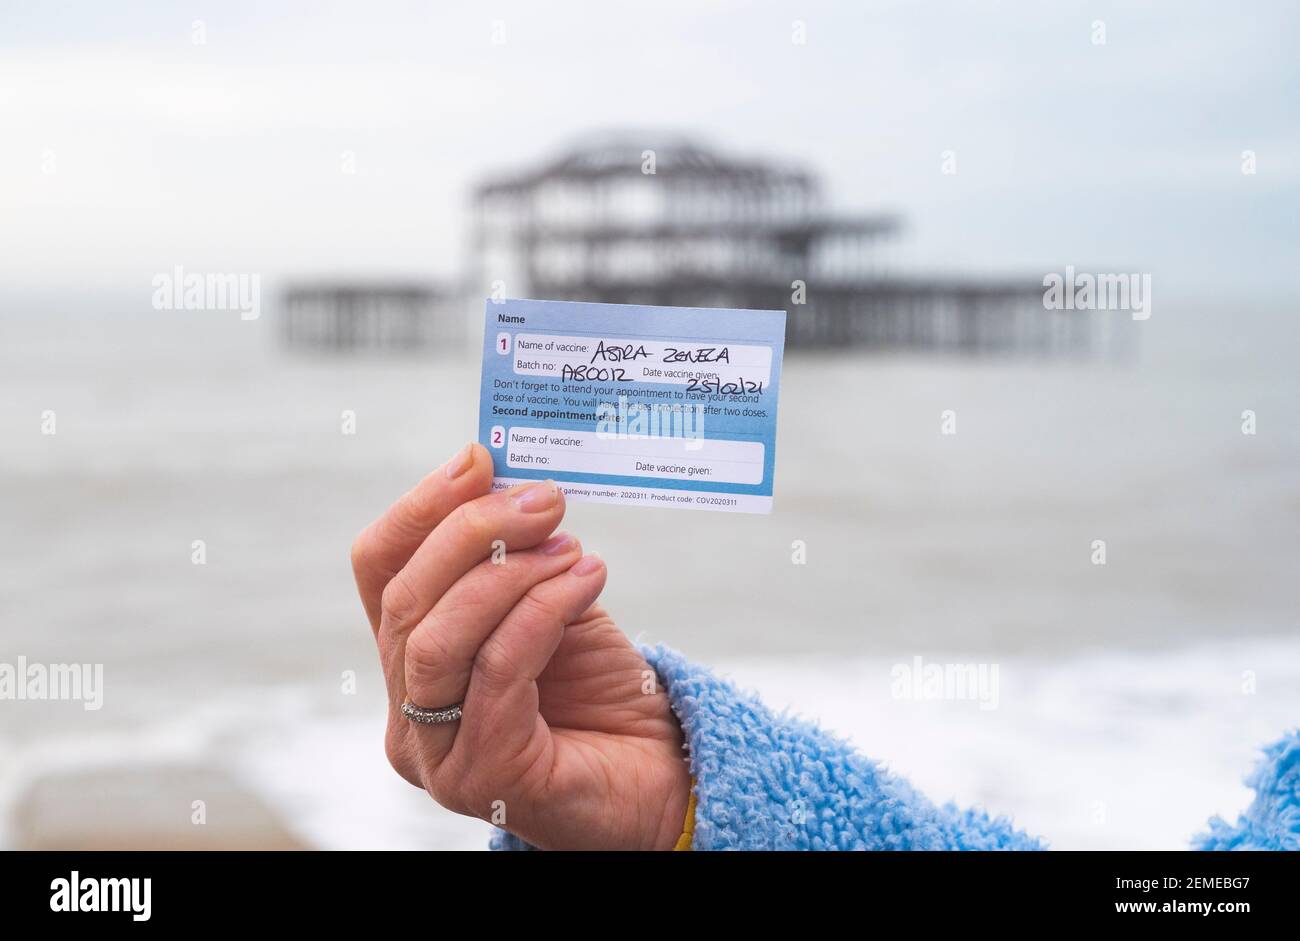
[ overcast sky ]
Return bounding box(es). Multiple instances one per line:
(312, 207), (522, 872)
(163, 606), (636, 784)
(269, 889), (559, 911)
(1, 1), (1296, 301)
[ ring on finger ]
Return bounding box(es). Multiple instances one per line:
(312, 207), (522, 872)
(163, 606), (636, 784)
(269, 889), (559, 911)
(401, 697), (464, 725)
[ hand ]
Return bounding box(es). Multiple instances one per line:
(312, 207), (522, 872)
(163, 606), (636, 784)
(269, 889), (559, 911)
(350, 443), (692, 850)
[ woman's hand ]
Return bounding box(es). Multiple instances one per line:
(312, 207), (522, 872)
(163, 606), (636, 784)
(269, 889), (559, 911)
(350, 443), (691, 850)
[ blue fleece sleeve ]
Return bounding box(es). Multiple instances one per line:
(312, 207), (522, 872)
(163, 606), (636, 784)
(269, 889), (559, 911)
(1192, 731), (1300, 850)
(634, 644), (1042, 850)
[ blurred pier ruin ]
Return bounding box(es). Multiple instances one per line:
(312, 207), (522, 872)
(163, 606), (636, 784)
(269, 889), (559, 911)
(283, 134), (1121, 356)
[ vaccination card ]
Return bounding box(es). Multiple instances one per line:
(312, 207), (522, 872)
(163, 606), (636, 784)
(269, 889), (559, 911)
(478, 298), (786, 513)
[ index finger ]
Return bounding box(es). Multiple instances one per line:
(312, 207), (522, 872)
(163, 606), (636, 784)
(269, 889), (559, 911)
(350, 442), (493, 630)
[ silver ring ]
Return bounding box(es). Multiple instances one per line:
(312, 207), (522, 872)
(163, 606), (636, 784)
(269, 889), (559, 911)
(402, 699), (463, 725)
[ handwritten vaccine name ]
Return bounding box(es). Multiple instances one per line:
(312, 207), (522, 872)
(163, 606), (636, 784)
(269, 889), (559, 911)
(555, 339), (764, 394)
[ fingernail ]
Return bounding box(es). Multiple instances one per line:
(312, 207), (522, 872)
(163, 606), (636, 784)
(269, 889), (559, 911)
(571, 554), (603, 576)
(512, 480), (558, 513)
(444, 443), (475, 480)
(540, 532), (576, 556)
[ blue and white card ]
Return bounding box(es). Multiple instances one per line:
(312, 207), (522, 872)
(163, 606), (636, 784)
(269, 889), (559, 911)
(478, 298), (786, 513)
